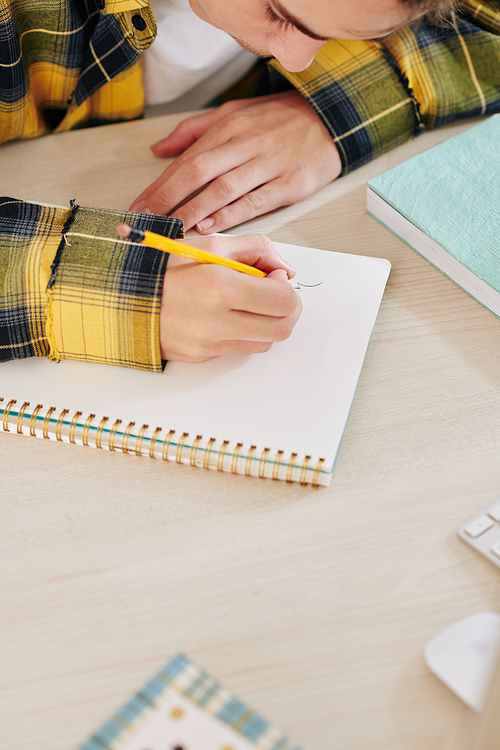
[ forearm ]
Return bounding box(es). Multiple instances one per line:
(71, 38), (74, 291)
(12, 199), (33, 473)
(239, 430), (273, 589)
(0, 198), (183, 371)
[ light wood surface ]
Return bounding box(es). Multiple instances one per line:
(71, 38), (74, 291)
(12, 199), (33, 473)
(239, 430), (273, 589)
(1, 112), (500, 750)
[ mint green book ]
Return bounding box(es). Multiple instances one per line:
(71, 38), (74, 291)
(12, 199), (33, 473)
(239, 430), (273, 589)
(367, 115), (500, 317)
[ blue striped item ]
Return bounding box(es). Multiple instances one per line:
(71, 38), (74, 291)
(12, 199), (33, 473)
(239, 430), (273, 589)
(78, 653), (302, 750)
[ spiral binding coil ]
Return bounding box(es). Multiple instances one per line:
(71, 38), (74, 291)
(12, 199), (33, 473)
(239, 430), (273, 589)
(0, 397), (326, 487)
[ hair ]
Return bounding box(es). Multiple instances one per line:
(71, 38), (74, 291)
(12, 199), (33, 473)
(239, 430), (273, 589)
(400, 0), (458, 23)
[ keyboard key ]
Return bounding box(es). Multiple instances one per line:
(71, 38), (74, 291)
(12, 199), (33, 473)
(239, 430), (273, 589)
(465, 516), (495, 538)
(491, 541), (500, 560)
(488, 503), (500, 523)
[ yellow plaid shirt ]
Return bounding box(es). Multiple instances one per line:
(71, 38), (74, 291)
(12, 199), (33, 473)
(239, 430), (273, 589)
(0, 0), (155, 143)
(0, 0), (499, 370)
(270, 0), (500, 173)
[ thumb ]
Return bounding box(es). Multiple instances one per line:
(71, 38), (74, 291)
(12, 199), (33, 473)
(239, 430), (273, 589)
(267, 269), (289, 281)
(223, 235), (296, 278)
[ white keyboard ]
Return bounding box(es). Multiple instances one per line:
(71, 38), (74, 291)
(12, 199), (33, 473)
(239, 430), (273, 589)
(458, 499), (500, 567)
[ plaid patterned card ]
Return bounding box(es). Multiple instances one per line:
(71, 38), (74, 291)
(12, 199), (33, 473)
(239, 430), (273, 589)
(78, 653), (302, 750)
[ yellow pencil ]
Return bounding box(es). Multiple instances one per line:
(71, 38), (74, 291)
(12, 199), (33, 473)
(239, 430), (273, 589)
(116, 224), (266, 278)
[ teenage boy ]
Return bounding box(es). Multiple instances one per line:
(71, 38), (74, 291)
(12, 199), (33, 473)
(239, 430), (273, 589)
(1, 0), (498, 368)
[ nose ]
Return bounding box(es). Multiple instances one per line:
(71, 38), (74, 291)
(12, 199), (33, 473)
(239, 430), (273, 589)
(269, 35), (326, 72)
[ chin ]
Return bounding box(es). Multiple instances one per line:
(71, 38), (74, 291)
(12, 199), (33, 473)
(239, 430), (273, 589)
(279, 59), (315, 73)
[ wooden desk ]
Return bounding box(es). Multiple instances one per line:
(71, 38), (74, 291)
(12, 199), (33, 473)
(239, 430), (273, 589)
(1, 113), (499, 750)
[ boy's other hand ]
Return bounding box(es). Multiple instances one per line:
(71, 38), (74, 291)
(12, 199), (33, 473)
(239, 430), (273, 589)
(160, 234), (302, 362)
(131, 91), (342, 232)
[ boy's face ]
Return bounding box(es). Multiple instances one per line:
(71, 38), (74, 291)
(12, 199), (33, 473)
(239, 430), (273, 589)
(189, 0), (421, 72)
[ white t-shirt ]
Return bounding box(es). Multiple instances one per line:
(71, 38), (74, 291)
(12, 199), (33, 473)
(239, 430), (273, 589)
(142, 0), (258, 108)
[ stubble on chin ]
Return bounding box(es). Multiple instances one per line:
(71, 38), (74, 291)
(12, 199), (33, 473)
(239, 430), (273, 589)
(226, 32), (269, 58)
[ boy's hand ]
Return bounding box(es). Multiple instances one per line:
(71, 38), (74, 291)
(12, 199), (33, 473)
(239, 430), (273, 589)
(160, 234), (302, 362)
(131, 91), (342, 232)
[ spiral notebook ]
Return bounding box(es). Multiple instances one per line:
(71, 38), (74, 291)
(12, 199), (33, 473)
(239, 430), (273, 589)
(0, 241), (390, 486)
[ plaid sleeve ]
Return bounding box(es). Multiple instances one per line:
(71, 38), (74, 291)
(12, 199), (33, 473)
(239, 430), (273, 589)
(0, 198), (183, 371)
(0, 0), (156, 144)
(268, 0), (500, 174)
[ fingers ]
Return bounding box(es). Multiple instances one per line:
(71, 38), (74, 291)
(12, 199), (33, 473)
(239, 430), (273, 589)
(150, 111), (223, 158)
(160, 257), (302, 362)
(192, 263), (300, 317)
(132, 142), (256, 218)
(185, 234), (296, 278)
(130, 99), (283, 216)
(150, 100), (253, 158)
(267, 269), (289, 281)
(192, 177), (302, 234)
(163, 339), (275, 364)
(132, 100), (266, 213)
(162, 294), (302, 362)
(171, 160), (276, 231)
(132, 91), (343, 232)
(130, 123), (253, 216)
(228, 277), (300, 319)
(208, 302), (301, 343)
(142, 155), (307, 233)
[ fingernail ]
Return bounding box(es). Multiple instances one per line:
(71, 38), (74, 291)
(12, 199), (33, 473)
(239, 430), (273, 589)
(274, 269), (288, 280)
(196, 217), (215, 232)
(130, 200), (146, 213)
